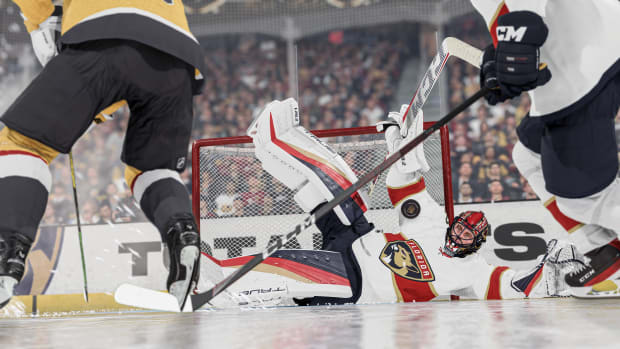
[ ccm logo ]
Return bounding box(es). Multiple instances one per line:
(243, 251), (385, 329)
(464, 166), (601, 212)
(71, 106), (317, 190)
(496, 26), (527, 42)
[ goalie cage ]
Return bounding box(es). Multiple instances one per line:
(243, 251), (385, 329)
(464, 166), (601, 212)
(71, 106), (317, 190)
(192, 124), (454, 260)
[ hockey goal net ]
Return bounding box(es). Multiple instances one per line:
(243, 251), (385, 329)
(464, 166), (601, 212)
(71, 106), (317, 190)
(192, 124), (453, 259)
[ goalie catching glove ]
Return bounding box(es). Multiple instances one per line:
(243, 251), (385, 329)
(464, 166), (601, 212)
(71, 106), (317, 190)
(377, 104), (430, 178)
(247, 98), (368, 226)
(511, 239), (582, 298)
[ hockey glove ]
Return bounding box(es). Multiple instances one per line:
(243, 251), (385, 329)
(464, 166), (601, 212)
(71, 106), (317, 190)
(28, 6), (62, 67)
(479, 44), (510, 105)
(494, 11), (551, 99)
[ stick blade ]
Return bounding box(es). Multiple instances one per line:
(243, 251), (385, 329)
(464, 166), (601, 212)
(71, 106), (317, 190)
(114, 284), (181, 312)
(443, 37), (483, 68)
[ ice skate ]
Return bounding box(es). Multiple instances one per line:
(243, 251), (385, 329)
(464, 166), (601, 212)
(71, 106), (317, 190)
(165, 219), (200, 309)
(0, 233), (32, 309)
(565, 239), (620, 298)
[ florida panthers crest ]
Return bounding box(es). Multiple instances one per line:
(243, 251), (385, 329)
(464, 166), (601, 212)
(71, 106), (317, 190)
(380, 239), (435, 282)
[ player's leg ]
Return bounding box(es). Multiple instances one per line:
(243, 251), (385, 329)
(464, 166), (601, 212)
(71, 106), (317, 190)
(118, 41), (199, 308)
(516, 73), (620, 296)
(0, 42), (121, 308)
(512, 141), (617, 254)
(248, 98), (372, 304)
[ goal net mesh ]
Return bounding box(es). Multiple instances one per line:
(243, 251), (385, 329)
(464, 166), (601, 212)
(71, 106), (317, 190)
(193, 125), (452, 259)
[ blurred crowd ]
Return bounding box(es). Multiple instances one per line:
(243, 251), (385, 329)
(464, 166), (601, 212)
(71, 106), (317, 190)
(445, 15), (539, 204)
(1, 15), (619, 226)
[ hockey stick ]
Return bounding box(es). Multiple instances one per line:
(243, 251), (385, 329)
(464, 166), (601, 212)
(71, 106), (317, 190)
(367, 37), (482, 196)
(69, 152), (89, 302)
(189, 87), (490, 311)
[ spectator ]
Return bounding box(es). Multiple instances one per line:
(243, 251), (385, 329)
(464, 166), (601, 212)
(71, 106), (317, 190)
(214, 180), (238, 217)
(241, 176), (267, 216)
(457, 182), (475, 203)
(488, 180), (509, 202)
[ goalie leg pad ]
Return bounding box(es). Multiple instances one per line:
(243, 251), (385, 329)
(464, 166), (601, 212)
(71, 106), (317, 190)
(248, 98), (368, 225)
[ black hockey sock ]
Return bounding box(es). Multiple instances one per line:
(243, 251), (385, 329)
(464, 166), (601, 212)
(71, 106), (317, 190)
(0, 177), (48, 241)
(139, 178), (195, 240)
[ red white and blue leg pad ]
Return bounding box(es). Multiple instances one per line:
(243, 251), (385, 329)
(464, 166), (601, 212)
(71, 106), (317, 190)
(248, 98), (368, 226)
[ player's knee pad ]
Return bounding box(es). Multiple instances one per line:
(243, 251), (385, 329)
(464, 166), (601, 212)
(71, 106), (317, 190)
(247, 98), (368, 226)
(125, 165), (193, 237)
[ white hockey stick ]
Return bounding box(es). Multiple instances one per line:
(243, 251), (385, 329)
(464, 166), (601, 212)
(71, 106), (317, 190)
(400, 37), (482, 137)
(367, 37), (482, 195)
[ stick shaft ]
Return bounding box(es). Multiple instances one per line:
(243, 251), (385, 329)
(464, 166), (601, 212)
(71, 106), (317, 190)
(69, 152), (89, 302)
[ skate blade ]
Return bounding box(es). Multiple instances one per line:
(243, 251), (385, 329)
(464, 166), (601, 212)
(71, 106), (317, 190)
(571, 279), (620, 299)
(169, 246), (199, 309)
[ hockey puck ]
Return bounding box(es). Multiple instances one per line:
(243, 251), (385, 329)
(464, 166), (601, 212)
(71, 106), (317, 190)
(401, 199), (420, 219)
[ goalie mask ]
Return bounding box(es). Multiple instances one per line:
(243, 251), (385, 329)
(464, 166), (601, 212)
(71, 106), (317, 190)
(443, 211), (489, 258)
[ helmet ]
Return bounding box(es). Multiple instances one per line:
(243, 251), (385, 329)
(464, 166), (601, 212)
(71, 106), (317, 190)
(443, 211), (489, 258)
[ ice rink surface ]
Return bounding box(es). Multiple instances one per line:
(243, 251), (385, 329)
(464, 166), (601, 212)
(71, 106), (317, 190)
(1, 298), (619, 349)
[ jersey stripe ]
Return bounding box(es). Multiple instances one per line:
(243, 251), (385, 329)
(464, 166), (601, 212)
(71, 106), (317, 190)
(387, 177), (426, 207)
(544, 197), (584, 233)
(132, 169), (183, 203)
(485, 266), (509, 299)
(0, 152), (52, 192)
(488, 1), (510, 47)
(383, 233), (437, 302)
(74, 7), (198, 43)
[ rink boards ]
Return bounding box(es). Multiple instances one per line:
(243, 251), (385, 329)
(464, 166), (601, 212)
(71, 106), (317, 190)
(8, 200), (566, 314)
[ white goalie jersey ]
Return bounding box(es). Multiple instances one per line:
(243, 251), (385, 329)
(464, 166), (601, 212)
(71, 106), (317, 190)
(193, 99), (579, 309)
(353, 168), (547, 303)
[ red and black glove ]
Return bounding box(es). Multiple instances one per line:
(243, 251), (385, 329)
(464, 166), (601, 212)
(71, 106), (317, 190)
(480, 11), (552, 105)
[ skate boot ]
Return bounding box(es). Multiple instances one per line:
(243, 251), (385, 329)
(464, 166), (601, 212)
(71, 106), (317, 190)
(565, 239), (620, 298)
(164, 219), (200, 309)
(0, 233), (32, 309)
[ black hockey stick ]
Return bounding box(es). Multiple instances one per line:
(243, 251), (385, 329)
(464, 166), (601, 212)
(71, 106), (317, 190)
(189, 87), (490, 310)
(69, 152), (89, 302)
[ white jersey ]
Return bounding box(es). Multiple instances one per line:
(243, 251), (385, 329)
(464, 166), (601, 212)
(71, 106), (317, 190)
(470, 0), (620, 118)
(352, 169), (526, 303)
